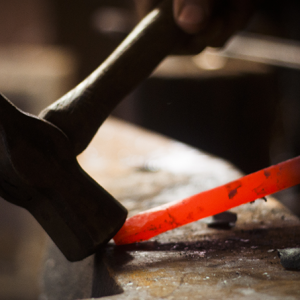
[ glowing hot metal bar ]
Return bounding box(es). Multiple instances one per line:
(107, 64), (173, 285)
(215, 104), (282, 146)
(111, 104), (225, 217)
(114, 156), (300, 245)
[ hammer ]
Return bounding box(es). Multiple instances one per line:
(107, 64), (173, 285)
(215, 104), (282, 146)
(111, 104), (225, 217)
(0, 0), (192, 261)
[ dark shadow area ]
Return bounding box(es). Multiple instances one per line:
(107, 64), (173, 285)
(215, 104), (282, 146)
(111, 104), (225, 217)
(92, 251), (124, 298)
(104, 225), (300, 271)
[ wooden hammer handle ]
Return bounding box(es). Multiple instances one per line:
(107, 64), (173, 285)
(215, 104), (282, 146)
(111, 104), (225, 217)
(39, 0), (188, 155)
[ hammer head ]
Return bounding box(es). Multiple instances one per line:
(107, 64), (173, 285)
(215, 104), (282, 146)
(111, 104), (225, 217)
(0, 94), (127, 261)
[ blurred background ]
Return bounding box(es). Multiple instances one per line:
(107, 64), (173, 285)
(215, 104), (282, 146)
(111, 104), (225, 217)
(0, 0), (300, 299)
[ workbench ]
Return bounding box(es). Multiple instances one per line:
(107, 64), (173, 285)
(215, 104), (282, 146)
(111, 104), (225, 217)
(41, 118), (300, 300)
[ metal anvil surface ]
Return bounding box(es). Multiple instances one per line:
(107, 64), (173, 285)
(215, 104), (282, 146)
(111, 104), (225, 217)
(41, 118), (300, 300)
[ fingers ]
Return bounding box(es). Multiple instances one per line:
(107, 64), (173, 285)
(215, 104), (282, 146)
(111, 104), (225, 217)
(173, 0), (213, 34)
(135, 0), (215, 35)
(134, 0), (258, 53)
(206, 0), (258, 47)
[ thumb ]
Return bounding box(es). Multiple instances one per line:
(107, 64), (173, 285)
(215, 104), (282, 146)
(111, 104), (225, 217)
(174, 0), (212, 34)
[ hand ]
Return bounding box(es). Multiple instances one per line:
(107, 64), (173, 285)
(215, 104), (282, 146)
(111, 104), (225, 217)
(135, 0), (259, 51)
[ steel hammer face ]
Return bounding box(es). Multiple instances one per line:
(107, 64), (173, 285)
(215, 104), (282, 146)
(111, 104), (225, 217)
(0, 94), (127, 261)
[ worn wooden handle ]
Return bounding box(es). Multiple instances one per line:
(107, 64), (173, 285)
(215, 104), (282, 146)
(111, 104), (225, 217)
(39, 0), (188, 155)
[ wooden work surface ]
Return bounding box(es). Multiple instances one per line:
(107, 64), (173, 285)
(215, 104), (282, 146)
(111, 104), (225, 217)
(41, 118), (300, 300)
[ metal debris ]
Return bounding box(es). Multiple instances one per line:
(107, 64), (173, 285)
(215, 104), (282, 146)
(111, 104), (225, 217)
(207, 211), (237, 229)
(277, 248), (300, 270)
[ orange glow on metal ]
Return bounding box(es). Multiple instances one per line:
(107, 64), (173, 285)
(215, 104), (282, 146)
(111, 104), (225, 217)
(114, 156), (300, 245)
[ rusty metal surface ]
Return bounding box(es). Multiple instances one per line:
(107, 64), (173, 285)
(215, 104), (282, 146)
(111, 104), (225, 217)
(42, 118), (300, 300)
(98, 198), (300, 300)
